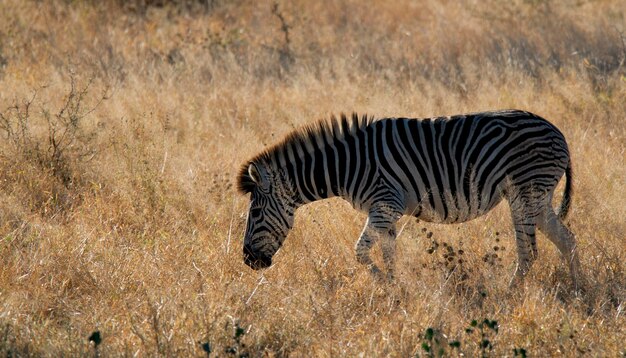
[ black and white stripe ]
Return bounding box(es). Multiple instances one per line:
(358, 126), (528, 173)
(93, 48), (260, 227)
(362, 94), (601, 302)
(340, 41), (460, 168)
(238, 109), (581, 287)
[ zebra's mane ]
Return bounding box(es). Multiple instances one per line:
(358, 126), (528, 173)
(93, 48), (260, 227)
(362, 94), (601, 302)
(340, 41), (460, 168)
(237, 113), (374, 194)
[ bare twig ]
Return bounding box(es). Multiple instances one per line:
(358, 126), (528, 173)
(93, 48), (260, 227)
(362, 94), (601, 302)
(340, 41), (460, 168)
(226, 197), (237, 255)
(614, 26), (626, 72)
(271, 2), (294, 68)
(245, 275), (267, 305)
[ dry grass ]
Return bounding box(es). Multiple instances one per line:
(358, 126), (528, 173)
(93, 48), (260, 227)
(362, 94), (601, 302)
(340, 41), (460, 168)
(0, 0), (624, 356)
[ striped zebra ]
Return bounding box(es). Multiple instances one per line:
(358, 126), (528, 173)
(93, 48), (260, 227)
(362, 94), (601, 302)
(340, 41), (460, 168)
(237, 110), (581, 287)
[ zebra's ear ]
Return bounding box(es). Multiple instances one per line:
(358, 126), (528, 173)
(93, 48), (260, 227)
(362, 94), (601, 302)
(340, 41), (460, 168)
(237, 162), (258, 194)
(248, 163), (270, 190)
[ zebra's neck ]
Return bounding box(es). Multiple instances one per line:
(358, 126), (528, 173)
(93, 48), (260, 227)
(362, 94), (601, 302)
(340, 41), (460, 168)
(268, 125), (375, 207)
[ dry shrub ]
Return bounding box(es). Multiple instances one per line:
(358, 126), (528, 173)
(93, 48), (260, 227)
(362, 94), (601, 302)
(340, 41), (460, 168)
(0, 73), (109, 217)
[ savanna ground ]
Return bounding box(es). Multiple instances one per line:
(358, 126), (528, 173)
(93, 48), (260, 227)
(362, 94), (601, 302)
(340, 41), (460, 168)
(0, 0), (624, 356)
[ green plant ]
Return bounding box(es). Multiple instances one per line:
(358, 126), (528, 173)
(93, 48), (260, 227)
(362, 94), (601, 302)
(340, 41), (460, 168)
(417, 327), (460, 357)
(465, 319), (499, 358)
(513, 347), (528, 357)
(225, 322), (248, 358)
(200, 341), (211, 356)
(88, 331), (102, 357)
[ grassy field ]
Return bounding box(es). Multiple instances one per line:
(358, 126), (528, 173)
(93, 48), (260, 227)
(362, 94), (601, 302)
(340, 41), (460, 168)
(0, 0), (624, 356)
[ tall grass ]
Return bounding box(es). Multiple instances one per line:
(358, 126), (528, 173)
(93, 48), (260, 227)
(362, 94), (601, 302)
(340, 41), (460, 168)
(0, 0), (624, 356)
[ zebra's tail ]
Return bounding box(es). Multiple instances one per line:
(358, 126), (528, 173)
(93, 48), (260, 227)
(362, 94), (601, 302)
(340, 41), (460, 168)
(558, 160), (573, 220)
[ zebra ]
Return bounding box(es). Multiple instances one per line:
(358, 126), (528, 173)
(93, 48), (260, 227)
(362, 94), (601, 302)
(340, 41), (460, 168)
(237, 109), (581, 288)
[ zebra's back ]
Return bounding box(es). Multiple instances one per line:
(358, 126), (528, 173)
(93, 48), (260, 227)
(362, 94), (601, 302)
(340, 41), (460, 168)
(370, 110), (570, 223)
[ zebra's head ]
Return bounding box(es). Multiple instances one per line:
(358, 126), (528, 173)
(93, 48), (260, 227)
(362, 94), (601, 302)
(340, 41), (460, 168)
(237, 162), (296, 270)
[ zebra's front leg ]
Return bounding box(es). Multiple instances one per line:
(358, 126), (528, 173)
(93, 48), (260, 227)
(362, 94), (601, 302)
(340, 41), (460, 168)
(355, 225), (384, 281)
(355, 207), (401, 282)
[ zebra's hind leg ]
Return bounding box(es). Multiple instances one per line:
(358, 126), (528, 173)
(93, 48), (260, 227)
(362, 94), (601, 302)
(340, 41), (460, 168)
(355, 207), (401, 282)
(508, 190), (541, 288)
(538, 209), (582, 291)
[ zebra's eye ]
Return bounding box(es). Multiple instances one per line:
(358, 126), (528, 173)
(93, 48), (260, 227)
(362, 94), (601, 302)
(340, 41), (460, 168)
(250, 208), (263, 219)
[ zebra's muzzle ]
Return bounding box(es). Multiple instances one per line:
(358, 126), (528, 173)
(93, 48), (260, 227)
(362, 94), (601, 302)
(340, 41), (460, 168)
(243, 244), (272, 270)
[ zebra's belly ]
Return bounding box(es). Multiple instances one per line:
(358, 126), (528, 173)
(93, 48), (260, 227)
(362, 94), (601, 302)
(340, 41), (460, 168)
(407, 191), (505, 224)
